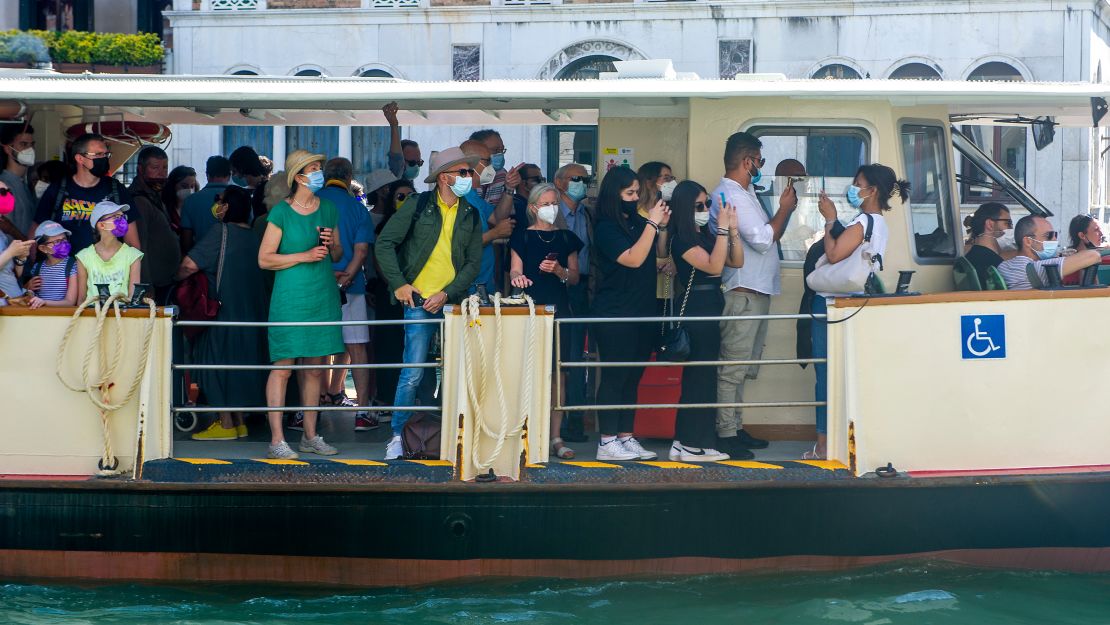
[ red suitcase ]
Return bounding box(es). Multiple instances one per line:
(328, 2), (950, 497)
(633, 355), (682, 440)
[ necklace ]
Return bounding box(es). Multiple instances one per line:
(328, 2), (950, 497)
(535, 229), (556, 243)
(291, 195), (317, 211)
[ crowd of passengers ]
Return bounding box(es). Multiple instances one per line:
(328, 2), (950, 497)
(1, 105), (1099, 463)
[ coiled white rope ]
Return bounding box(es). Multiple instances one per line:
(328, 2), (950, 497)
(459, 292), (538, 473)
(57, 294), (158, 476)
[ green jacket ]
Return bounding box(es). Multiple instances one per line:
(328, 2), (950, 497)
(374, 190), (483, 303)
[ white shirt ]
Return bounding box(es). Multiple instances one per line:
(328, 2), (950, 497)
(996, 254), (1066, 291)
(710, 176), (780, 295)
(816, 212), (889, 297)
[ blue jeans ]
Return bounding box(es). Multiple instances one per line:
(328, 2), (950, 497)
(392, 306), (442, 436)
(811, 296), (828, 435)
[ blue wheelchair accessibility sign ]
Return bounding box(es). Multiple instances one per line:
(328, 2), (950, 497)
(961, 314), (1006, 360)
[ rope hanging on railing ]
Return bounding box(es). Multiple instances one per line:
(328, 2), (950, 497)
(56, 294), (158, 476)
(460, 292), (538, 472)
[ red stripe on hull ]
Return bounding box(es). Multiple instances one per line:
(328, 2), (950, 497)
(2, 548), (1110, 587)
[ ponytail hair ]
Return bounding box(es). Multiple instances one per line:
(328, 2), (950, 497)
(855, 164), (910, 211)
(964, 202), (1009, 240)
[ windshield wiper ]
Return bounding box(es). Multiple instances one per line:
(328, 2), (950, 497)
(950, 127), (1050, 216)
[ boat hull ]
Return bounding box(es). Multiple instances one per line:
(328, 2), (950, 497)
(3, 473), (1110, 586)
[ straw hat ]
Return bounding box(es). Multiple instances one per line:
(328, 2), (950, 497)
(423, 146), (480, 184)
(365, 168), (398, 194)
(285, 149), (325, 188)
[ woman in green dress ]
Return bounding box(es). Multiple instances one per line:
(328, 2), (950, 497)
(258, 150), (345, 460)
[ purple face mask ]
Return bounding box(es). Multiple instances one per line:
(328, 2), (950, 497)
(110, 216), (129, 238)
(50, 239), (71, 259)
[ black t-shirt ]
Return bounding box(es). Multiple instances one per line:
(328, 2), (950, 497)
(672, 229), (722, 290)
(965, 244), (1003, 287)
(35, 177), (138, 253)
(592, 212), (656, 317)
(509, 228), (583, 316)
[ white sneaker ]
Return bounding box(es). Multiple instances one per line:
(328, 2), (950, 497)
(669, 441), (729, 462)
(619, 436), (657, 460)
(385, 435), (404, 460)
(299, 435), (338, 456)
(267, 441), (299, 460)
(596, 437), (638, 461)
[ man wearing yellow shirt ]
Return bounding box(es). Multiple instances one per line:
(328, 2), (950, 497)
(374, 147), (484, 459)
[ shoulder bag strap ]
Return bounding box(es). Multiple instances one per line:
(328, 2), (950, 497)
(53, 178), (68, 216)
(215, 224), (228, 294)
(862, 213), (874, 242)
(675, 271), (694, 328)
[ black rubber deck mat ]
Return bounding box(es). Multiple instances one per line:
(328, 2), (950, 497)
(138, 457), (856, 485)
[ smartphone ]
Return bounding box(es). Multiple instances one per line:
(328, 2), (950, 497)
(545, 252), (559, 261)
(719, 192), (727, 207)
(411, 293), (425, 308)
(316, 226), (325, 248)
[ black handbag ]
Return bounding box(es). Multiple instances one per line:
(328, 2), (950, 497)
(658, 271), (693, 362)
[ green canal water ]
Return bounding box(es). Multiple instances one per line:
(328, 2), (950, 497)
(3, 563), (1109, 624)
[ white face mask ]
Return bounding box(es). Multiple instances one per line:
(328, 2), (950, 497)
(659, 179), (678, 202)
(693, 211), (710, 227)
(177, 188), (194, 201)
(479, 164), (496, 186)
(536, 204), (559, 225)
(34, 180), (50, 197)
(13, 147), (35, 167)
(997, 228), (1017, 252)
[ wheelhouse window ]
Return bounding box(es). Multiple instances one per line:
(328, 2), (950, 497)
(961, 62), (1027, 204)
(901, 124), (956, 259)
(749, 126), (870, 261)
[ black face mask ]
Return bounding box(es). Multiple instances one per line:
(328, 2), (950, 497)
(620, 199), (639, 215)
(88, 157), (110, 178)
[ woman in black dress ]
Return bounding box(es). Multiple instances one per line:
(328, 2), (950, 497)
(509, 182), (584, 459)
(590, 166), (670, 462)
(667, 181), (744, 461)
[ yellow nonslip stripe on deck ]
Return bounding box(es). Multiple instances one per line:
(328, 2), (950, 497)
(170, 458), (842, 471)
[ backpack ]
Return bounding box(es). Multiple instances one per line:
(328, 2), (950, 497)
(402, 412), (442, 460)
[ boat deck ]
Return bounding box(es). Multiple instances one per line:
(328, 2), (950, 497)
(157, 410), (851, 485)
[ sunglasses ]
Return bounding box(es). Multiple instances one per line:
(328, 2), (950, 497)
(0, 188), (10, 197)
(395, 191), (414, 202)
(1034, 231), (1059, 241)
(406, 159), (424, 167)
(749, 156), (766, 168)
(694, 199), (713, 211)
(569, 176), (592, 183)
(451, 168), (477, 177)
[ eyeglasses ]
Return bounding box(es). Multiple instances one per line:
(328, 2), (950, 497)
(451, 168), (477, 177)
(749, 156), (766, 168)
(992, 218), (1014, 226)
(81, 151), (111, 159)
(694, 199), (713, 211)
(406, 159), (424, 167)
(0, 188), (10, 197)
(569, 176), (592, 183)
(490, 147), (507, 155)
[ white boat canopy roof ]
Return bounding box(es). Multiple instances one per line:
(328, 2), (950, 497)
(2, 70), (1108, 128)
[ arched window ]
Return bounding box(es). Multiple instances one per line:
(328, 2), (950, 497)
(812, 64), (861, 80)
(359, 69), (393, 78)
(889, 63), (942, 80)
(961, 61), (1027, 203)
(232, 69), (257, 76)
(294, 69), (323, 77)
(556, 55), (618, 81)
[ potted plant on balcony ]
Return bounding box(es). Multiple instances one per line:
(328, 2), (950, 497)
(48, 31), (164, 74)
(0, 31), (51, 69)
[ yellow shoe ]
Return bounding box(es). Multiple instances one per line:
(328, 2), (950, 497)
(236, 424), (248, 439)
(190, 421), (238, 441)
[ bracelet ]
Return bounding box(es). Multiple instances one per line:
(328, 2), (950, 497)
(716, 227), (729, 235)
(645, 220), (660, 232)
(560, 269), (569, 284)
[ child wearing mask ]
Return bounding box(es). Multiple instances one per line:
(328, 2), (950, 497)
(23, 220), (77, 308)
(75, 201), (143, 304)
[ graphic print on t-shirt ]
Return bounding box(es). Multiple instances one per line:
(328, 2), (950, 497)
(59, 196), (97, 224)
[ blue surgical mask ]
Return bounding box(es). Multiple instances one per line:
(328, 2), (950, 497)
(1036, 239), (1059, 260)
(846, 184), (867, 209)
(750, 168), (762, 185)
(404, 164), (421, 180)
(566, 180), (587, 201)
(303, 170), (324, 193)
(450, 174), (473, 197)
(491, 153), (506, 171)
